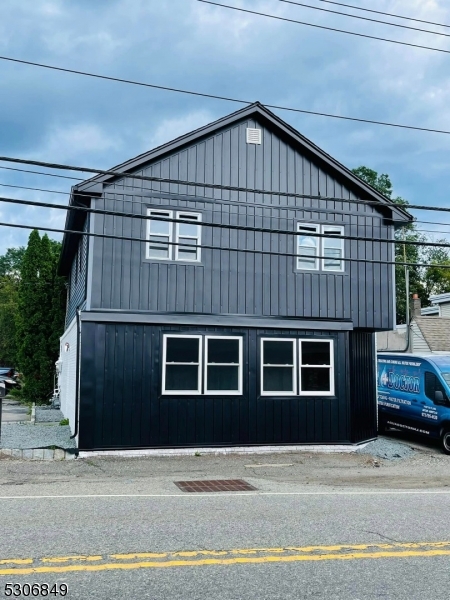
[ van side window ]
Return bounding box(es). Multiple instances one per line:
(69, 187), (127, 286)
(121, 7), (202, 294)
(425, 371), (447, 403)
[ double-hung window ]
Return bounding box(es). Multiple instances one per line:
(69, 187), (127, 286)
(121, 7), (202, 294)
(297, 223), (344, 272)
(260, 338), (334, 396)
(322, 226), (344, 271)
(175, 212), (201, 262)
(297, 224), (319, 270)
(205, 336), (242, 394)
(261, 339), (297, 396)
(147, 209), (201, 261)
(162, 335), (202, 394)
(162, 334), (243, 395)
(299, 340), (334, 395)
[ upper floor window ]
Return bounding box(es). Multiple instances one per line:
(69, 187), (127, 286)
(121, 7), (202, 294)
(147, 209), (201, 262)
(297, 223), (344, 272)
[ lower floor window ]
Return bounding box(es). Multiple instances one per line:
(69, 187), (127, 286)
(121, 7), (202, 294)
(162, 334), (243, 395)
(261, 338), (334, 396)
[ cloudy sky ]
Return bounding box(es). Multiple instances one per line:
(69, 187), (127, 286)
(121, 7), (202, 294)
(1, 0), (450, 253)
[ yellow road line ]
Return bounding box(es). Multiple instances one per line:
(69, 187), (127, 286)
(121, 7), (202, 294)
(42, 555), (103, 564)
(2, 541), (450, 576)
(2, 549), (450, 576)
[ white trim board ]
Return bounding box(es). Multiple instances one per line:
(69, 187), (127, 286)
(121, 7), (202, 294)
(78, 443), (367, 459)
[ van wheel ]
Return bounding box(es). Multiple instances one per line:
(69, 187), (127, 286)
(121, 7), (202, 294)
(440, 430), (450, 455)
(378, 418), (387, 434)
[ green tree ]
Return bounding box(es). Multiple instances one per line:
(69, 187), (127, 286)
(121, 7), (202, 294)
(0, 247), (25, 278)
(15, 231), (66, 403)
(422, 244), (450, 298)
(0, 276), (19, 366)
(352, 167), (426, 324)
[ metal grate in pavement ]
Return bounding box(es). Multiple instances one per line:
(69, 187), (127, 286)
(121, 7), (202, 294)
(174, 479), (257, 493)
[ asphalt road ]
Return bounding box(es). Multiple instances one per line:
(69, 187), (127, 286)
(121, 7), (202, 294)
(0, 448), (450, 600)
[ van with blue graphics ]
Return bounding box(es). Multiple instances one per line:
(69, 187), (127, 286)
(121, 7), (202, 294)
(377, 353), (450, 454)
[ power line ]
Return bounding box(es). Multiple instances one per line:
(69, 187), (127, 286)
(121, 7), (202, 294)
(4, 177), (450, 233)
(0, 155), (417, 217)
(315, 0), (450, 30)
(1, 153), (449, 218)
(198, 0), (450, 55)
(0, 179), (433, 228)
(2, 218), (450, 269)
(0, 56), (450, 136)
(0, 165), (83, 181)
(274, 0), (450, 38)
(1, 170), (450, 229)
(1, 193), (450, 250)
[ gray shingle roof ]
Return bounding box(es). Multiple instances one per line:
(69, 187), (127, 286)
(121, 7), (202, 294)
(414, 317), (450, 351)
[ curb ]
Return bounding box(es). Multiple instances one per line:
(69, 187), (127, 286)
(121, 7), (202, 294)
(0, 448), (77, 461)
(78, 443), (368, 459)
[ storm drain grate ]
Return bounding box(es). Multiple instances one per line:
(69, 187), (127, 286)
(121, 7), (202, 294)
(174, 479), (257, 493)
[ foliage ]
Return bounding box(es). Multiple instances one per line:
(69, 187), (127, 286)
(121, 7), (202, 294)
(60, 418), (69, 426)
(15, 231), (66, 403)
(352, 166), (427, 324)
(0, 276), (19, 365)
(0, 247), (25, 278)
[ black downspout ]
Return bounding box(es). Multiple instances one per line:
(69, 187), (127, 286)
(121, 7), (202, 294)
(70, 307), (82, 443)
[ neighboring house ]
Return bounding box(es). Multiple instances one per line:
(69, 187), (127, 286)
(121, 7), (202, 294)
(377, 294), (450, 354)
(57, 102), (411, 451)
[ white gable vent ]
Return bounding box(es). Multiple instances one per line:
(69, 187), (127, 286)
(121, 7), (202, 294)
(246, 128), (262, 145)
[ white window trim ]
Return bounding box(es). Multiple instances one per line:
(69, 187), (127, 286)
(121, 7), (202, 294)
(299, 339), (335, 396)
(174, 211), (202, 263)
(322, 226), (344, 273)
(297, 223), (319, 271)
(260, 338), (297, 396)
(204, 336), (243, 395)
(146, 209), (173, 261)
(162, 334), (202, 395)
(296, 223), (345, 272)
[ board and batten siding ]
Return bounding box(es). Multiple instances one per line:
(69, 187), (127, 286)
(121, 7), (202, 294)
(88, 118), (393, 331)
(58, 316), (78, 435)
(66, 217), (89, 328)
(349, 331), (377, 443)
(78, 322), (350, 450)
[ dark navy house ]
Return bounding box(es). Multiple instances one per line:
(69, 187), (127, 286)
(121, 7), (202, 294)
(57, 103), (411, 451)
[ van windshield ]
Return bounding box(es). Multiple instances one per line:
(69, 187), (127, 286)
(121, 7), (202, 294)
(441, 373), (450, 387)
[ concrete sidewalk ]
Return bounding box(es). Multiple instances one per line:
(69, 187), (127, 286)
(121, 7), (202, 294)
(1, 399), (29, 423)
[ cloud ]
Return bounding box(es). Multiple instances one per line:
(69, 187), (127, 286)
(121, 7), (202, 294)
(0, 0), (450, 255)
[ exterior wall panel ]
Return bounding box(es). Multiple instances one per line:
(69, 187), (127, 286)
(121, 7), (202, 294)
(88, 117), (393, 331)
(78, 322), (350, 450)
(349, 330), (377, 443)
(66, 217), (89, 328)
(58, 316), (78, 434)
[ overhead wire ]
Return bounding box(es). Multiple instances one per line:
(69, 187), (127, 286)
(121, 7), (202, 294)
(0, 155), (427, 216)
(2, 168), (450, 229)
(2, 178), (450, 231)
(273, 0), (450, 38)
(1, 193), (450, 251)
(197, 0), (450, 55)
(315, 0), (450, 30)
(2, 218), (450, 269)
(0, 56), (449, 135)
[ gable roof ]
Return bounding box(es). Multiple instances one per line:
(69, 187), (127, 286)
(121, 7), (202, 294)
(59, 102), (412, 273)
(413, 317), (450, 352)
(74, 102), (411, 220)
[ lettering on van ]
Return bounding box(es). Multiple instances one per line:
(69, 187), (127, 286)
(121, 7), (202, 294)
(379, 371), (420, 394)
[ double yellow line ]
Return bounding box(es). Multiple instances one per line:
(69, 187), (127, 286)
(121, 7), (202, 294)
(2, 541), (450, 575)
